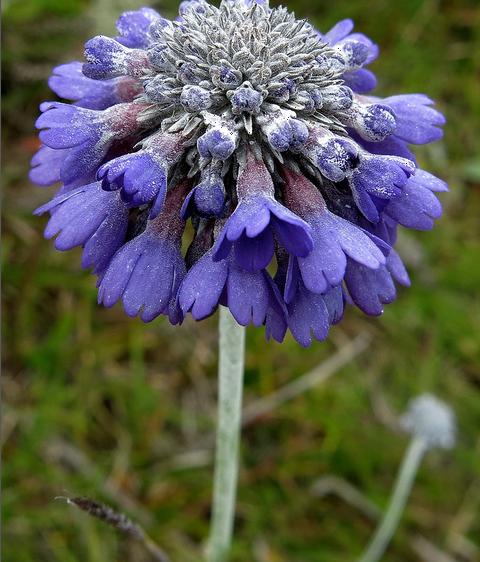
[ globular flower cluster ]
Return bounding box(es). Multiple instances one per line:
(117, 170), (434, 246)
(32, 0), (447, 346)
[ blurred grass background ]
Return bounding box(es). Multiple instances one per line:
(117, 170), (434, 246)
(2, 0), (480, 560)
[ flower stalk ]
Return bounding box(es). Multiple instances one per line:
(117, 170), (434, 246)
(359, 394), (456, 562)
(207, 307), (246, 562)
(358, 436), (427, 562)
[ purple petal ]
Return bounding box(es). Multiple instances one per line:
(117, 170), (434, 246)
(213, 195), (312, 271)
(383, 94), (446, 145)
(297, 212), (385, 293)
(350, 154), (415, 207)
(226, 267), (272, 327)
(179, 252), (228, 320)
(115, 7), (160, 48)
(234, 228), (275, 271)
(99, 153), (167, 213)
(226, 199), (271, 240)
(348, 33), (379, 63)
(99, 232), (185, 322)
(385, 171), (443, 230)
(36, 103), (102, 153)
(351, 184), (380, 223)
(287, 283), (330, 347)
(342, 69), (377, 94)
(323, 285), (345, 325)
(323, 19), (354, 45)
(81, 201), (129, 274)
(83, 36), (149, 80)
(414, 169), (448, 192)
(267, 199), (313, 257)
(344, 260), (397, 316)
(386, 249), (410, 287)
(35, 182), (128, 272)
(264, 277), (288, 343)
(48, 62), (120, 110)
(197, 126), (237, 160)
(29, 146), (66, 186)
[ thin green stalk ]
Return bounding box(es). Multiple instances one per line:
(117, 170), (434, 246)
(358, 436), (427, 562)
(207, 307), (246, 562)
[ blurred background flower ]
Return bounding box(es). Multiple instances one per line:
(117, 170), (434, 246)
(2, 0), (480, 561)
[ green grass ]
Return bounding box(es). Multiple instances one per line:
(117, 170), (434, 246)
(2, 0), (480, 561)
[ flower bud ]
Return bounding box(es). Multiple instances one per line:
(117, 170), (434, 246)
(230, 84), (263, 114)
(321, 85), (354, 110)
(144, 75), (175, 103)
(180, 85), (213, 112)
(334, 40), (369, 70)
(181, 165), (226, 218)
(401, 394), (456, 450)
(262, 112), (309, 152)
(345, 101), (397, 142)
(316, 137), (359, 182)
(197, 125), (238, 160)
(83, 36), (150, 79)
(210, 65), (243, 89)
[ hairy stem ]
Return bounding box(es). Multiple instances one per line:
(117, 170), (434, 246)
(358, 436), (427, 562)
(207, 307), (246, 562)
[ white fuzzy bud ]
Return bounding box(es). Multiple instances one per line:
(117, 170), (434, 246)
(400, 394), (456, 450)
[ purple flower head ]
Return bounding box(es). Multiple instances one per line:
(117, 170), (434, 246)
(344, 98), (397, 142)
(302, 128), (359, 182)
(32, 1), (446, 344)
(334, 40), (370, 70)
(269, 78), (297, 103)
(179, 0), (207, 16)
(35, 101), (149, 186)
(321, 85), (353, 110)
(210, 64), (243, 89)
(323, 19), (379, 64)
(348, 153), (416, 222)
(321, 19), (379, 95)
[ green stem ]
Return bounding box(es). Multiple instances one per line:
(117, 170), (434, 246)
(207, 307), (246, 562)
(358, 436), (427, 562)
